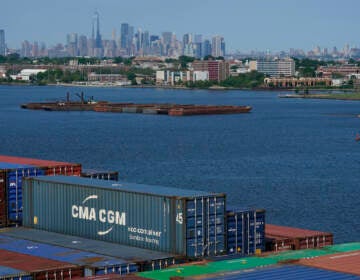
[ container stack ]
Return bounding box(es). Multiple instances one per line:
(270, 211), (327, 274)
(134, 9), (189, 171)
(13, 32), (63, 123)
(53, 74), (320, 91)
(0, 249), (83, 279)
(265, 224), (333, 252)
(226, 208), (265, 255)
(22, 175), (226, 258)
(81, 168), (119, 181)
(0, 155), (81, 227)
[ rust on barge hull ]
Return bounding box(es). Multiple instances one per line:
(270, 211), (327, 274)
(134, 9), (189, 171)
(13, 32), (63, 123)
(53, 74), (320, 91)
(21, 102), (252, 116)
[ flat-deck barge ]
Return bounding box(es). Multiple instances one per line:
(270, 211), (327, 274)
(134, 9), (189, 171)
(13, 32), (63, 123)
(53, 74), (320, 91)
(21, 101), (252, 116)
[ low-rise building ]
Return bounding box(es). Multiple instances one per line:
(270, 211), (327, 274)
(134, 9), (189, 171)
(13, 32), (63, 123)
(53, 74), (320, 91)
(251, 58), (295, 77)
(264, 77), (332, 88)
(10, 69), (47, 81)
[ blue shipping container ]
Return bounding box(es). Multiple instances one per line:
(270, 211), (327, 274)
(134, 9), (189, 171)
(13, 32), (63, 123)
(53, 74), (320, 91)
(22, 176), (226, 257)
(226, 208), (265, 255)
(0, 234), (138, 276)
(0, 162), (46, 225)
(0, 265), (32, 280)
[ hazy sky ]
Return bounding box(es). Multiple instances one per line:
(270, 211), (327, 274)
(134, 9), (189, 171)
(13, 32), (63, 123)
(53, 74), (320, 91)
(1, 0), (359, 52)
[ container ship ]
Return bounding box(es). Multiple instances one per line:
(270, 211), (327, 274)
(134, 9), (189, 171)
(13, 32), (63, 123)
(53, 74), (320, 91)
(0, 154), (358, 279)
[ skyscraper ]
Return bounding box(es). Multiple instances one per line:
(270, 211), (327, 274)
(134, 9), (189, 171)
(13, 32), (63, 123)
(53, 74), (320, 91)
(92, 11), (103, 57)
(211, 35), (225, 57)
(0, 30), (5, 56)
(203, 39), (212, 57)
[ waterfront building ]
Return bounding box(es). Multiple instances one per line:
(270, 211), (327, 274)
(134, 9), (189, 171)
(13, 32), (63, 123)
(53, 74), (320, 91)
(192, 60), (229, 81)
(0, 29), (5, 56)
(264, 77), (332, 88)
(252, 58), (295, 77)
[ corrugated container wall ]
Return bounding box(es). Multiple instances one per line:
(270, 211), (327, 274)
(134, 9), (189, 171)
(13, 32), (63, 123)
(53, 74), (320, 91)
(226, 208), (265, 255)
(0, 170), (7, 227)
(23, 176), (226, 258)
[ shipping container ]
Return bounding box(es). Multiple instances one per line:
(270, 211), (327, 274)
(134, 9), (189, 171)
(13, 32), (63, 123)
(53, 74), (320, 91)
(0, 170), (7, 227)
(226, 208), (265, 255)
(0, 234), (138, 276)
(2, 227), (183, 273)
(297, 251), (360, 276)
(0, 155), (81, 176)
(0, 155), (82, 227)
(0, 249), (83, 280)
(22, 176), (226, 258)
(265, 224), (333, 251)
(0, 265), (32, 280)
(81, 169), (119, 181)
(265, 235), (295, 252)
(0, 162), (46, 225)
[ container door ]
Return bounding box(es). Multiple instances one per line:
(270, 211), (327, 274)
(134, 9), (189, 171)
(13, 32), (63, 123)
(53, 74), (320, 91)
(7, 168), (45, 224)
(186, 198), (205, 257)
(206, 196), (225, 256)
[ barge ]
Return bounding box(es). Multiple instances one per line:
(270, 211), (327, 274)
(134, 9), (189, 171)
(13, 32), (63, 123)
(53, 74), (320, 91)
(21, 94), (252, 116)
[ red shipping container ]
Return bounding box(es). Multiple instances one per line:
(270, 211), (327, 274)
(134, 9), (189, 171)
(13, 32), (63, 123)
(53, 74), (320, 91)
(0, 249), (83, 279)
(298, 251), (360, 276)
(265, 224), (333, 251)
(0, 155), (82, 176)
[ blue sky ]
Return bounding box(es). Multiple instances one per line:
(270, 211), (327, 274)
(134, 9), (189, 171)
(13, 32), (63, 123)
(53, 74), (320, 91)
(1, 0), (359, 52)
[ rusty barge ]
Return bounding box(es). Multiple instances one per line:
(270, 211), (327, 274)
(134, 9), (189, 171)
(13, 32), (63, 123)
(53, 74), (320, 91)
(21, 94), (252, 116)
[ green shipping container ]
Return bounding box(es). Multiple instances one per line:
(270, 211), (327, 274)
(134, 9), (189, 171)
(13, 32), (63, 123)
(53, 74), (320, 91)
(22, 176), (226, 258)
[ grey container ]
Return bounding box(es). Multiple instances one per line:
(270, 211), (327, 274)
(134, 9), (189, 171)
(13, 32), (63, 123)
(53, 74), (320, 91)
(22, 176), (226, 257)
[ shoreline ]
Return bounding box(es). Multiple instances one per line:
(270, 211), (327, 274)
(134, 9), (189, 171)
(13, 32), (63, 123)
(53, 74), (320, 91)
(0, 82), (356, 94)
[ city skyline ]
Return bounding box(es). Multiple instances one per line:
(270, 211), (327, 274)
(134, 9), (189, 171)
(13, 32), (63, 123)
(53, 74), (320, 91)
(1, 0), (359, 52)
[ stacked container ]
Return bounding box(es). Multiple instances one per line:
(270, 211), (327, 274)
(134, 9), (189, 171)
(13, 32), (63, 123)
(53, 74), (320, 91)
(226, 208), (265, 255)
(0, 155), (81, 227)
(22, 175), (226, 258)
(81, 169), (119, 181)
(0, 249), (83, 279)
(265, 224), (333, 252)
(0, 234), (138, 276)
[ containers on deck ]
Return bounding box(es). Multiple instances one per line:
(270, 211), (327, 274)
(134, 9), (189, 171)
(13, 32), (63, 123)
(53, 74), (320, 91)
(22, 176), (226, 258)
(265, 224), (333, 252)
(0, 265), (31, 280)
(226, 208), (265, 255)
(0, 249), (83, 279)
(0, 155), (81, 227)
(0, 234), (138, 276)
(81, 169), (119, 181)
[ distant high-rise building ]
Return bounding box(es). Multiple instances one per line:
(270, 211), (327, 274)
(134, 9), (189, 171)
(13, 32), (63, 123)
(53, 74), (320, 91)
(67, 33), (78, 57)
(203, 39), (212, 57)
(0, 30), (5, 56)
(32, 41), (39, 57)
(21, 40), (32, 57)
(92, 11), (103, 57)
(78, 35), (88, 57)
(212, 35), (225, 57)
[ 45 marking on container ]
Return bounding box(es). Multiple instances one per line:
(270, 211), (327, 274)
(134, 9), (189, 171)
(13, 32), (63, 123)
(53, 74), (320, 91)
(176, 213), (183, 224)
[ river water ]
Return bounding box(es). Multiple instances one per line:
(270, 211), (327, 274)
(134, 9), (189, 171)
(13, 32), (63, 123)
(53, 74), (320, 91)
(0, 85), (359, 243)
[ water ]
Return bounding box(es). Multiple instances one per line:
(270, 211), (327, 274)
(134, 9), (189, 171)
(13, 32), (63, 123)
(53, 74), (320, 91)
(0, 85), (359, 243)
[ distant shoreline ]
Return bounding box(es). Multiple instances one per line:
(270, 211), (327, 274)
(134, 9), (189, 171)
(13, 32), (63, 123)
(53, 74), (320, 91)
(0, 82), (356, 94)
